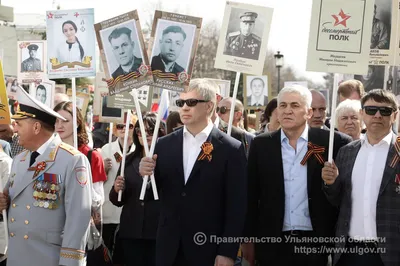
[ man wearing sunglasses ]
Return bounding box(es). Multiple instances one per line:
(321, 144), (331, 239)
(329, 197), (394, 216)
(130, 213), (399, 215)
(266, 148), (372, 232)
(139, 79), (247, 266)
(322, 89), (399, 266)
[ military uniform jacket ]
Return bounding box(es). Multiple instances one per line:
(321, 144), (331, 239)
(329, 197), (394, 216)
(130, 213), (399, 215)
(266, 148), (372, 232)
(224, 32), (261, 60)
(21, 57), (42, 72)
(6, 136), (92, 266)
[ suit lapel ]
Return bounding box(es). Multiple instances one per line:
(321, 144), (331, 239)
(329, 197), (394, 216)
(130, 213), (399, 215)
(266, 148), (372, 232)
(379, 134), (398, 195)
(185, 127), (222, 186)
(12, 137), (61, 200)
(306, 131), (318, 194)
(174, 130), (185, 185)
(272, 130), (285, 192)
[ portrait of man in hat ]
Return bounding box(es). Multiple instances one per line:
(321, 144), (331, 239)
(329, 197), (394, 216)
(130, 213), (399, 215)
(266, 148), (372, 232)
(21, 44), (42, 72)
(224, 11), (262, 60)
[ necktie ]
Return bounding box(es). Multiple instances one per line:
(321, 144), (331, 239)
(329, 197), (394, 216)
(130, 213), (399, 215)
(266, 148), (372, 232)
(30, 151), (40, 166)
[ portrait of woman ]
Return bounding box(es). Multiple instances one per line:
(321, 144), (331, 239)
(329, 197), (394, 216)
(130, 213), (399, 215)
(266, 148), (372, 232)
(57, 20), (85, 63)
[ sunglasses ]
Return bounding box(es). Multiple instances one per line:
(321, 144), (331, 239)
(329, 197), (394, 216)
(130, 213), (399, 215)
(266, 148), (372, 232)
(116, 124), (134, 130)
(217, 106), (237, 114)
(135, 127), (155, 136)
(363, 106), (395, 116)
(175, 99), (209, 107)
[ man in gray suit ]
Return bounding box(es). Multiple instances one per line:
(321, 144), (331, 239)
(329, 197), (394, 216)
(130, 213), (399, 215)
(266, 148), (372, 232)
(322, 89), (399, 266)
(0, 86), (92, 266)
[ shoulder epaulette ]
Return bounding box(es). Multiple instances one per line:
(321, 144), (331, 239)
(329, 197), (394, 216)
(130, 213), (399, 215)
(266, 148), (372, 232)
(228, 31), (240, 37)
(59, 142), (80, 155)
(252, 34), (261, 42)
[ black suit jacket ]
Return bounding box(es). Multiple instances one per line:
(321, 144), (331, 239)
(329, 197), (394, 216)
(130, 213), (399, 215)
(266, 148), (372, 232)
(245, 127), (351, 262)
(111, 56), (143, 79)
(154, 127), (247, 266)
(110, 154), (160, 240)
(151, 54), (185, 75)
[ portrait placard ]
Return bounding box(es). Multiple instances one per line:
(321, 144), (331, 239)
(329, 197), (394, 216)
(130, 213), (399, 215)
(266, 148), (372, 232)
(95, 10), (152, 95)
(214, 1), (273, 75)
(149, 10), (202, 92)
(243, 75), (269, 109)
(0, 62), (11, 125)
(17, 41), (47, 84)
(30, 79), (55, 108)
(353, 64), (386, 92)
(66, 90), (90, 117)
(107, 85), (153, 111)
(205, 78), (231, 98)
(46, 8), (96, 78)
(306, 0), (374, 75)
(5, 76), (19, 100)
(368, 0), (397, 65)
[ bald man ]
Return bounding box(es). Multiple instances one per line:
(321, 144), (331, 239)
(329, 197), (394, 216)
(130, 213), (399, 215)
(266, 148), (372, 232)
(308, 90), (328, 129)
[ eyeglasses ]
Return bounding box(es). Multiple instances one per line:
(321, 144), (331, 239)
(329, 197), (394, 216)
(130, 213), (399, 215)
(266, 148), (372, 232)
(116, 124), (134, 130)
(363, 106), (395, 116)
(217, 106), (236, 114)
(175, 99), (209, 107)
(135, 127), (154, 136)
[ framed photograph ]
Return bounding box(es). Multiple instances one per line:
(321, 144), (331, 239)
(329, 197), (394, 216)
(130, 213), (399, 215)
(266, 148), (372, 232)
(17, 41), (47, 84)
(306, 0), (374, 75)
(369, 0), (397, 65)
(215, 2), (273, 75)
(66, 90), (90, 117)
(5, 76), (19, 100)
(30, 80), (55, 108)
(205, 78), (231, 98)
(95, 10), (152, 96)
(55, 84), (66, 94)
(149, 10), (202, 92)
(94, 72), (108, 116)
(46, 8), (96, 78)
(99, 95), (124, 123)
(243, 75), (269, 109)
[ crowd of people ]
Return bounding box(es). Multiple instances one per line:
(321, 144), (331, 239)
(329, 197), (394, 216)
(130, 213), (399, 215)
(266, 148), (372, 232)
(0, 78), (398, 266)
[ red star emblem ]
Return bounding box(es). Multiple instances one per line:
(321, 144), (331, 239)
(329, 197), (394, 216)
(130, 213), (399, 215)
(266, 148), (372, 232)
(74, 12), (79, 17)
(47, 12), (54, 19)
(332, 9), (351, 27)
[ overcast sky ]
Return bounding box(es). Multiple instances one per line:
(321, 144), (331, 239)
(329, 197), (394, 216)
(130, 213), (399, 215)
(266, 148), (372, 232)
(3, 0), (326, 84)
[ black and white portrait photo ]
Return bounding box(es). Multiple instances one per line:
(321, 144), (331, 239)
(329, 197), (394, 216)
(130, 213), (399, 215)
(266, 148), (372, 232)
(223, 8), (264, 60)
(101, 96), (122, 119)
(100, 21), (144, 80)
(30, 80), (55, 108)
(20, 43), (43, 72)
(245, 75), (268, 107)
(371, 1), (391, 50)
(150, 20), (196, 75)
(354, 65), (386, 92)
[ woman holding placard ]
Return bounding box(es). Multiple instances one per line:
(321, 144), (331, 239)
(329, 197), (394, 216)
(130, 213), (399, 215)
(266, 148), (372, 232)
(57, 20), (85, 63)
(110, 112), (166, 266)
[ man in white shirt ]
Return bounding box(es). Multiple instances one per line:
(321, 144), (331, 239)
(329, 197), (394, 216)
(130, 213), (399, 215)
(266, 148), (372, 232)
(323, 89), (399, 266)
(138, 79), (247, 266)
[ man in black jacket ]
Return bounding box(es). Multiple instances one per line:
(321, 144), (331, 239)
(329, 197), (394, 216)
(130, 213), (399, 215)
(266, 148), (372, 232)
(243, 85), (351, 266)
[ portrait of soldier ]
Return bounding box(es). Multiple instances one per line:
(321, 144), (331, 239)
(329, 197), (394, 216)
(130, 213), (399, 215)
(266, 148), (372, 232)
(35, 85), (47, 104)
(108, 27), (143, 80)
(371, 4), (389, 50)
(224, 12), (261, 60)
(21, 44), (42, 72)
(151, 25), (186, 74)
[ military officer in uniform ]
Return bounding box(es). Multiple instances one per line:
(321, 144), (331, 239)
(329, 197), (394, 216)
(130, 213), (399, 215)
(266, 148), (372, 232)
(224, 12), (261, 60)
(0, 86), (92, 266)
(21, 44), (42, 72)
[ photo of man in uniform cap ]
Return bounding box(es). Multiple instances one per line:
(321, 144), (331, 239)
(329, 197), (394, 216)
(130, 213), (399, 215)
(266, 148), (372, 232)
(151, 25), (186, 74)
(224, 11), (261, 60)
(108, 26), (143, 80)
(21, 44), (42, 72)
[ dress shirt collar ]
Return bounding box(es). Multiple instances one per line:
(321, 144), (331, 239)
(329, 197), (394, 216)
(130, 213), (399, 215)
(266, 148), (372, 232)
(161, 56), (176, 72)
(183, 121), (214, 139)
(363, 131), (393, 148)
(281, 124), (309, 143)
(213, 116), (220, 128)
(36, 134), (55, 155)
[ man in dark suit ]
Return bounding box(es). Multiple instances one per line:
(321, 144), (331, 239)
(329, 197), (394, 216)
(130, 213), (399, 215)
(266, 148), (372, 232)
(140, 79), (247, 266)
(108, 27), (143, 80)
(151, 25), (186, 75)
(322, 89), (399, 266)
(246, 77), (268, 107)
(243, 85), (351, 266)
